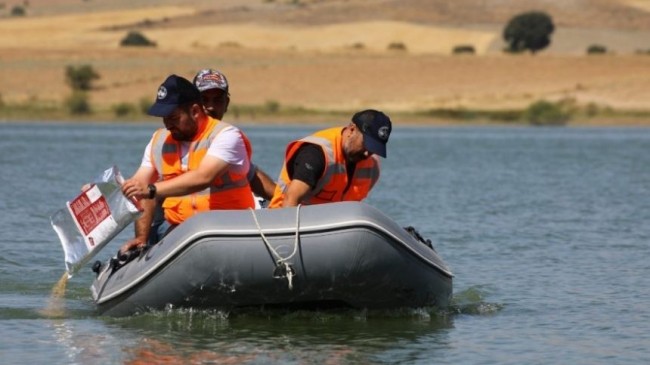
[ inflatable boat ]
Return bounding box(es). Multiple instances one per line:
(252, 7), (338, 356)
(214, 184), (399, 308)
(90, 202), (453, 317)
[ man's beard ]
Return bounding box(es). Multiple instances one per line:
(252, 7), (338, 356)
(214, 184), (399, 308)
(345, 151), (367, 164)
(170, 129), (192, 141)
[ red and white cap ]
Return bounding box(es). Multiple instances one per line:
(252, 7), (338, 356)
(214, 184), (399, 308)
(193, 68), (229, 93)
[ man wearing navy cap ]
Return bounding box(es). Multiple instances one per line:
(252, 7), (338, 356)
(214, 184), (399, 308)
(269, 109), (392, 208)
(119, 74), (255, 254)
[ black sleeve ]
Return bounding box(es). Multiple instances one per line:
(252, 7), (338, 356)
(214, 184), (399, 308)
(287, 144), (326, 189)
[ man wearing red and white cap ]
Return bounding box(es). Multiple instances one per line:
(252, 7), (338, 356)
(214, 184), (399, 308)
(193, 68), (277, 200)
(192, 68), (231, 120)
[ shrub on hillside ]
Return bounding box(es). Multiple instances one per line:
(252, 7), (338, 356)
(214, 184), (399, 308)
(120, 31), (156, 47)
(65, 92), (92, 115)
(265, 100), (280, 113)
(587, 44), (607, 55)
(218, 41), (242, 48)
(112, 102), (136, 117)
(10, 5), (25, 16)
(387, 42), (407, 51)
(139, 97), (151, 114)
(65, 64), (100, 91)
(230, 105), (241, 119)
(452, 45), (476, 55)
(585, 102), (600, 117)
(523, 100), (571, 126)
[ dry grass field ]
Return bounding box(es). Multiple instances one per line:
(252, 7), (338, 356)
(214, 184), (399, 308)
(1, 0), (650, 124)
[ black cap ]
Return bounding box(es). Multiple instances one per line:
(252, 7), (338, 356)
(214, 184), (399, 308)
(148, 74), (201, 117)
(352, 109), (392, 158)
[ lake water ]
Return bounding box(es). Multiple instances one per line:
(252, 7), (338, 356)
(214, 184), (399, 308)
(1, 121), (649, 364)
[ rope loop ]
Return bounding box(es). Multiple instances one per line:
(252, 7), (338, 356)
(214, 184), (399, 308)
(250, 205), (301, 290)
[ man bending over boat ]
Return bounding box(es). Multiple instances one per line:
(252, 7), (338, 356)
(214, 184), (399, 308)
(119, 74), (255, 254)
(269, 109), (392, 208)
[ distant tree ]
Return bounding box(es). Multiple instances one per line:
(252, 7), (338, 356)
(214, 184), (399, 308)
(503, 11), (555, 54)
(65, 64), (100, 91)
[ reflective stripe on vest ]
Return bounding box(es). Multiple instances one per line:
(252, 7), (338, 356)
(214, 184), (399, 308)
(269, 127), (380, 208)
(151, 116), (254, 224)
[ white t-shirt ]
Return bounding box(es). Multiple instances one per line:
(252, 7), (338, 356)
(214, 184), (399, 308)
(140, 125), (249, 175)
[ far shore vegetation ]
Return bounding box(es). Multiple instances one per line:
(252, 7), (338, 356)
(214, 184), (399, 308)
(0, 40), (650, 126)
(2, 95), (650, 126)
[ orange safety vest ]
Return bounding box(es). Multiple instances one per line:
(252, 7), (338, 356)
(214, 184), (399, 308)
(269, 127), (380, 208)
(150, 116), (254, 224)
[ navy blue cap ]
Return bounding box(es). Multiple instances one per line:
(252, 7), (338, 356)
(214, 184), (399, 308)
(352, 109), (392, 158)
(148, 74), (201, 117)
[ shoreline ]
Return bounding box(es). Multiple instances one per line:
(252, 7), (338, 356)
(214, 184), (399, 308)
(2, 108), (649, 127)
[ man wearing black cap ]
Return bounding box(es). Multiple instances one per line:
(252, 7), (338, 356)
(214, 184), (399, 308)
(268, 109), (392, 208)
(193, 68), (277, 200)
(119, 74), (255, 254)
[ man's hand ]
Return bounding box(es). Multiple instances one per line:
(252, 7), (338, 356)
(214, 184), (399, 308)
(121, 178), (149, 200)
(282, 179), (312, 207)
(119, 237), (146, 255)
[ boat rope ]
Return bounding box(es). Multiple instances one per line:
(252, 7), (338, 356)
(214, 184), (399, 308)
(249, 204), (301, 290)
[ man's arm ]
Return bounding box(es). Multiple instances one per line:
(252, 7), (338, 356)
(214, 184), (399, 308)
(120, 154), (231, 200)
(249, 165), (277, 200)
(156, 155), (230, 198)
(119, 156), (229, 253)
(282, 144), (325, 208)
(122, 127), (245, 200)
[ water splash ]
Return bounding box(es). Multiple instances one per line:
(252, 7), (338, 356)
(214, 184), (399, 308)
(447, 286), (504, 315)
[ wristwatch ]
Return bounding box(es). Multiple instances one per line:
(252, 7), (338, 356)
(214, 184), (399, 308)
(147, 184), (157, 199)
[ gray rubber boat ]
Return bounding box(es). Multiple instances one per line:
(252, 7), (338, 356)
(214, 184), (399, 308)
(90, 202), (453, 317)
